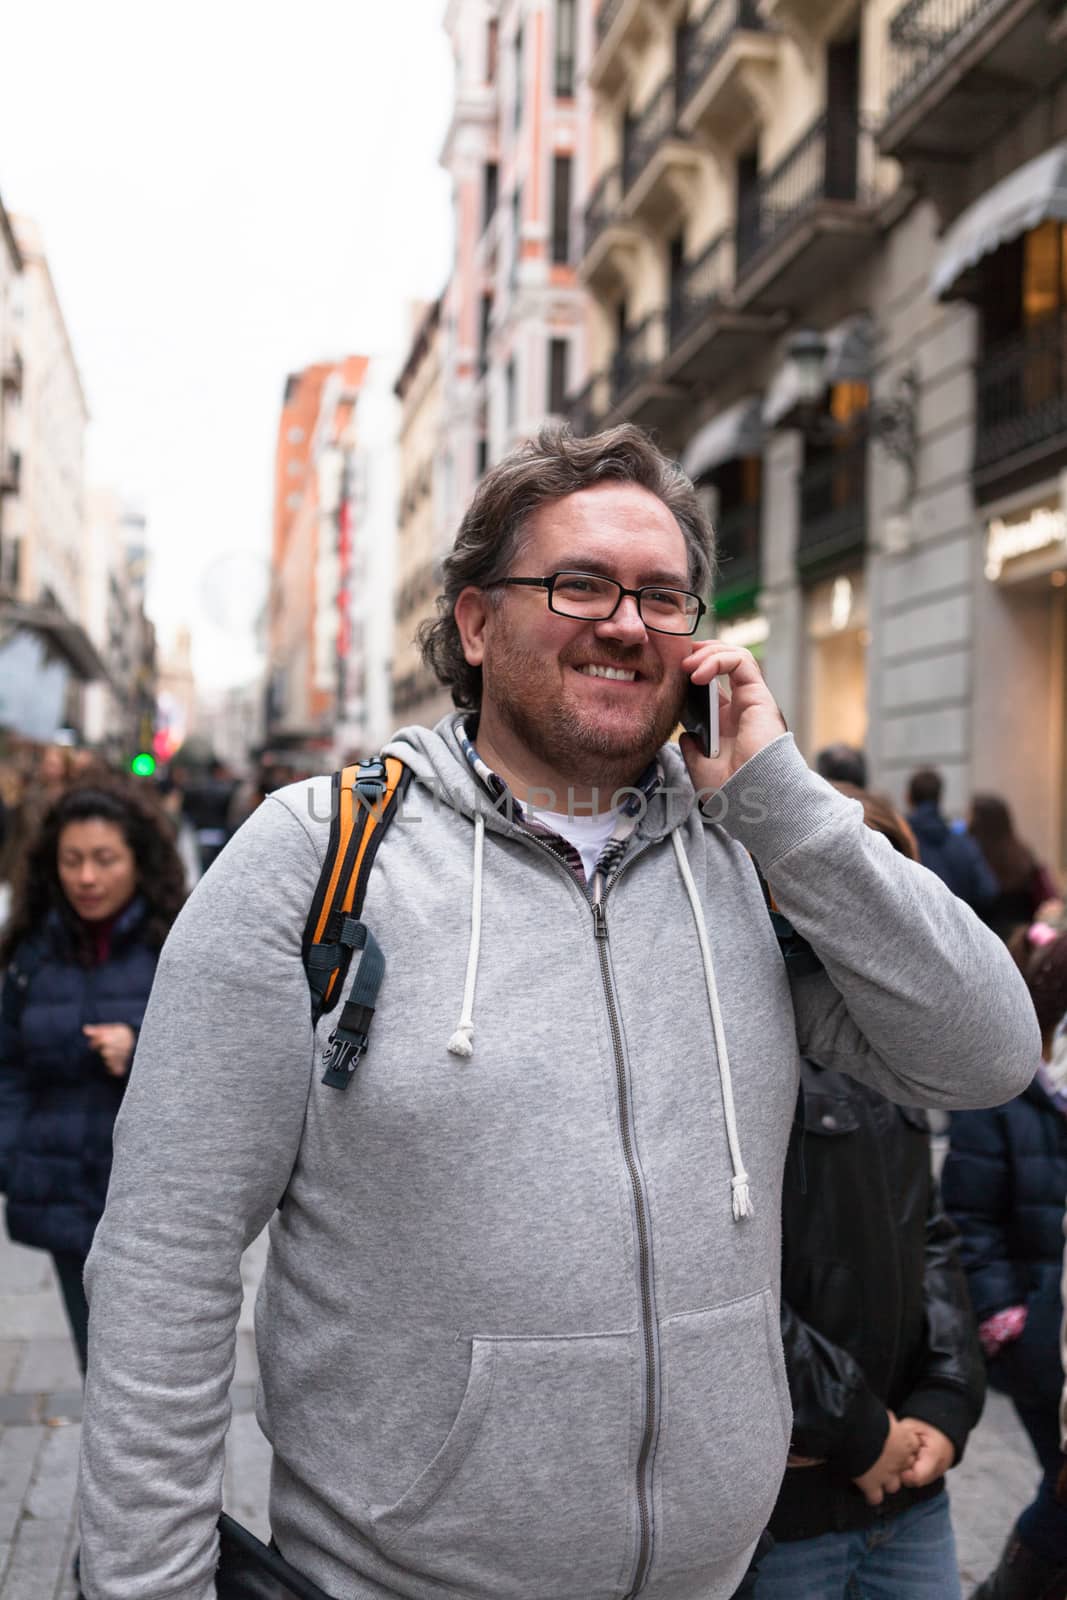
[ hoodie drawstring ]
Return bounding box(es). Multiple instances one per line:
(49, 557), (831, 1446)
(671, 829), (754, 1222)
(448, 811), (485, 1059)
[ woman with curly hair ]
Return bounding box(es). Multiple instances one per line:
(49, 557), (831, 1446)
(0, 779), (185, 1372)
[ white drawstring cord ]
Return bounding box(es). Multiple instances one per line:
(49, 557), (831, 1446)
(448, 811), (485, 1059)
(671, 829), (754, 1221)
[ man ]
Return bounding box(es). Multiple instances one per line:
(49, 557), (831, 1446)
(79, 425), (1037, 1600)
(906, 766), (998, 911)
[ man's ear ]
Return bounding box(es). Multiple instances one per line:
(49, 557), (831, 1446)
(454, 586), (491, 668)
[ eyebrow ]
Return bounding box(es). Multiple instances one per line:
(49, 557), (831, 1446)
(553, 557), (692, 588)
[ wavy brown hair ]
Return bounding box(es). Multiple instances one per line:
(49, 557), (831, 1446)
(968, 793), (1036, 893)
(1, 778), (187, 967)
(417, 421), (716, 712)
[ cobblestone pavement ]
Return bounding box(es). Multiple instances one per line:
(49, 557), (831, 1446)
(0, 1220), (1041, 1598)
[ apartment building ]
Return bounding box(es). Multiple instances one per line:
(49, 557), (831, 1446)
(571, 0), (1067, 868)
(0, 193), (21, 590)
(438, 0), (589, 544)
(82, 490), (157, 757)
(265, 357), (369, 762)
(393, 297), (453, 728)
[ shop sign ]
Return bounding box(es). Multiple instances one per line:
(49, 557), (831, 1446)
(985, 505), (1067, 580)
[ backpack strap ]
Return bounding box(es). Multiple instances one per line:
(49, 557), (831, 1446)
(302, 755), (411, 1088)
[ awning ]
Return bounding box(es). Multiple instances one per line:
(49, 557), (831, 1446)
(762, 314), (874, 426)
(0, 601), (107, 681)
(681, 396), (763, 481)
(931, 141), (1067, 300)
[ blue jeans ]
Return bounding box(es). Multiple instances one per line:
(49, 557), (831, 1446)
(752, 1491), (961, 1600)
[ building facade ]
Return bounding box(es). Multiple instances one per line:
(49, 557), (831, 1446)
(393, 298), (452, 729)
(82, 491), (157, 757)
(438, 0), (589, 543)
(264, 356), (371, 764)
(570, 0), (1066, 871)
(0, 192), (22, 593)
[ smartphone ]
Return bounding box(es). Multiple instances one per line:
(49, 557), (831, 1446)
(681, 676), (720, 760)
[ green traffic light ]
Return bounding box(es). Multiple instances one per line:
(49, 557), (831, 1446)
(130, 752), (157, 777)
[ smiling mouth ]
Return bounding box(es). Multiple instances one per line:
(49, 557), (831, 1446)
(575, 664), (641, 683)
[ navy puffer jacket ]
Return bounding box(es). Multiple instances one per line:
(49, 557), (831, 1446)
(0, 898), (158, 1257)
(942, 1074), (1067, 1413)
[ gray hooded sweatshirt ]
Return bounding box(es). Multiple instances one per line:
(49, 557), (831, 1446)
(78, 724), (1037, 1600)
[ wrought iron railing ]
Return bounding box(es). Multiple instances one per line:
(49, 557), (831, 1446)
(885, 0), (1012, 115)
(975, 310), (1067, 477)
(679, 0), (766, 110)
(582, 165), (624, 260)
(597, 0), (626, 42)
(565, 373), (609, 438)
(737, 112), (879, 274)
(670, 231), (733, 347)
(622, 76), (681, 193)
(609, 311), (668, 408)
(713, 501), (762, 596)
(797, 428), (868, 568)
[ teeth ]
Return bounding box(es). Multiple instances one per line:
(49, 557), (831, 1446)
(579, 665), (637, 682)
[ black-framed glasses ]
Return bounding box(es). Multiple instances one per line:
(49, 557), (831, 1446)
(493, 571), (707, 636)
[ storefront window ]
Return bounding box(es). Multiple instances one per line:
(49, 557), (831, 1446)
(1023, 221), (1067, 326)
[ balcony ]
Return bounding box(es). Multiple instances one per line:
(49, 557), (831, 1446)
(974, 310), (1067, 501)
(712, 501), (762, 616)
(880, 0), (1058, 165)
(733, 113), (885, 312)
(605, 311), (681, 429)
(579, 166), (643, 295)
(622, 76), (704, 227)
(590, 0), (661, 94)
(677, 0), (779, 146)
(565, 372), (612, 438)
(797, 428), (868, 576)
(664, 230), (784, 388)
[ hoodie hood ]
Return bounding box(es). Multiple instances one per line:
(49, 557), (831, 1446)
(383, 713), (700, 843)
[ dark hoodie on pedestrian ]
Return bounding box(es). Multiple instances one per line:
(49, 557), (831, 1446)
(78, 726), (1037, 1600)
(908, 800), (998, 910)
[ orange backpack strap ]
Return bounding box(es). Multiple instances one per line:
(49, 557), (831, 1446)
(302, 756), (411, 1043)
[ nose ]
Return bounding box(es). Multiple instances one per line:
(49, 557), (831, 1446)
(594, 594), (648, 646)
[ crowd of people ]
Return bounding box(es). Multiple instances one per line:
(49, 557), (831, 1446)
(0, 426), (1065, 1600)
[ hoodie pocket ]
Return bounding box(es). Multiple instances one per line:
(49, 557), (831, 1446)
(371, 1331), (638, 1600)
(652, 1289), (790, 1579)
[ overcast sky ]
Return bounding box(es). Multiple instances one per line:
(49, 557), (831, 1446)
(0, 0), (454, 688)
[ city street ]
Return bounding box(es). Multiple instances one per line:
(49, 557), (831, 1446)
(0, 1216), (1042, 1599)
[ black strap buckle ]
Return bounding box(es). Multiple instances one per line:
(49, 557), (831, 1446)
(321, 1027), (368, 1089)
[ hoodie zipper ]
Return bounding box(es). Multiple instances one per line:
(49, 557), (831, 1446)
(516, 828), (660, 1597)
(592, 877), (659, 1598)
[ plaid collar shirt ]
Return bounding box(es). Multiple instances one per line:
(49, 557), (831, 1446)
(457, 717), (662, 892)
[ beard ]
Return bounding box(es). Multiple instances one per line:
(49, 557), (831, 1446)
(483, 634), (685, 796)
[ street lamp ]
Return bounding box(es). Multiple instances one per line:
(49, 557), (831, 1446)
(784, 328), (919, 496)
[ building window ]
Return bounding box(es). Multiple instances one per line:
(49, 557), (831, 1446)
(286, 459), (302, 477)
(555, 0), (576, 97)
(487, 17), (499, 84)
(479, 293), (493, 375)
(548, 338), (569, 415)
(476, 436), (489, 479)
(552, 155), (572, 264)
(511, 185), (523, 289)
(514, 24), (524, 130)
(287, 425), (305, 445)
(483, 161), (499, 234)
(506, 356), (517, 429)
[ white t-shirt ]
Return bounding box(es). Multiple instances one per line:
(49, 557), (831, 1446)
(534, 806), (618, 881)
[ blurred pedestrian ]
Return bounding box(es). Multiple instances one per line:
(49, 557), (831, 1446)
(0, 779), (185, 1372)
(906, 767), (998, 911)
(181, 758), (238, 873)
(969, 793), (1061, 943)
(943, 928), (1067, 1599)
(815, 743), (867, 787)
(753, 787), (984, 1600)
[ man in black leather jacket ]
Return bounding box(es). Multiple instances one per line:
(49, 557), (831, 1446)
(752, 791), (987, 1599)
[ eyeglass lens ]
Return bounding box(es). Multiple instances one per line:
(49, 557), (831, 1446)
(549, 573), (699, 634)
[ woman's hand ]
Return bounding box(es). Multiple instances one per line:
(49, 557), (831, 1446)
(83, 1023), (136, 1078)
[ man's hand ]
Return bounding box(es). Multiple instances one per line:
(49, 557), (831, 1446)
(852, 1412), (921, 1506)
(83, 1023), (136, 1079)
(678, 641), (787, 791)
(898, 1420), (955, 1487)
